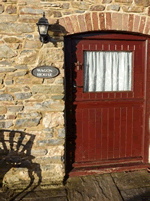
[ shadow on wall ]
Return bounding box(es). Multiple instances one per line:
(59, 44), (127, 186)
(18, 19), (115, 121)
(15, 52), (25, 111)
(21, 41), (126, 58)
(47, 19), (68, 46)
(0, 130), (42, 201)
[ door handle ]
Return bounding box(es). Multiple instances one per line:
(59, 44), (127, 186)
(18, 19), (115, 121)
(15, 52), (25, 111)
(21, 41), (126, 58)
(73, 82), (76, 88)
(73, 83), (83, 88)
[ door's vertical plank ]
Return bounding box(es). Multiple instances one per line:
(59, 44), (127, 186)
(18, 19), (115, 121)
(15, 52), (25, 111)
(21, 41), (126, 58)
(144, 39), (150, 163)
(107, 108), (109, 159)
(116, 93), (121, 99)
(89, 93), (96, 99)
(126, 106), (133, 157)
(97, 93), (102, 99)
(82, 109), (89, 161)
(101, 108), (108, 159)
(132, 105), (143, 157)
(119, 107), (121, 158)
(128, 92), (133, 98)
(95, 108), (102, 160)
(83, 92), (90, 100)
(82, 42), (90, 101)
(120, 107), (126, 157)
(134, 45), (145, 99)
(125, 107), (127, 157)
(75, 109), (83, 162)
(88, 108), (96, 161)
(76, 43), (83, 101)
(103, 93), (109, 99)
(114, 107), (120, 158)
(122, 93), (127, 99)
(109, 93), (115, 99)
(94, 108), (97, 160)
(108, 107), (114, 159)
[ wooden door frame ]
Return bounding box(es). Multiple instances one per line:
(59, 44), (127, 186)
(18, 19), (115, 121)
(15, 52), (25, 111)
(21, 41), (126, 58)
(64, 31), (150, 177)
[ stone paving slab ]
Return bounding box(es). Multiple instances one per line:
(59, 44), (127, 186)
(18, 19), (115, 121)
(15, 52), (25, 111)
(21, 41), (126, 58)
(43, 189), (67, 197)
(66, 173), (123, 201)
(120, 187), (150, 201)
(111, 170), (150, 190)
(22, 196), (67, 201)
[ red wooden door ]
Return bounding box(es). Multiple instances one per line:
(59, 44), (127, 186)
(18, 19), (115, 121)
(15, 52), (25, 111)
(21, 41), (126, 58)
(65, 33), (150, 174)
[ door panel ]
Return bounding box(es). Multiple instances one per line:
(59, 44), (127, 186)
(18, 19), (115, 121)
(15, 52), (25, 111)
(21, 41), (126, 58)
(73, 40), (145, 101)
(74, 102), (143, 163)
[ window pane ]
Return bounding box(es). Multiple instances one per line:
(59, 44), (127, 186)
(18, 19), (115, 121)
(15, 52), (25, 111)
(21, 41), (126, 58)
(83, 51), (132, 92)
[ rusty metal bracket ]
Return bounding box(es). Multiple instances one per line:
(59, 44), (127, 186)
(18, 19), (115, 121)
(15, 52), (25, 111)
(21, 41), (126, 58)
(75, 61), (83, 70)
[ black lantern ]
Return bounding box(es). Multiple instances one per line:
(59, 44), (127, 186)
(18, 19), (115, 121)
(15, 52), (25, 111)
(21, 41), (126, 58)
(36, 12), (50, 43)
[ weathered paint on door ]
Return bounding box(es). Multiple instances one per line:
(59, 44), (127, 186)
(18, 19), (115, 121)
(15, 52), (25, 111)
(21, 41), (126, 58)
(65, 33), (150, 176)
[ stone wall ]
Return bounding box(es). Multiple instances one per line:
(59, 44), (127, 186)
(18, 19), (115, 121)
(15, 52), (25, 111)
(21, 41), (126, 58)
(0, 0), (149, 190)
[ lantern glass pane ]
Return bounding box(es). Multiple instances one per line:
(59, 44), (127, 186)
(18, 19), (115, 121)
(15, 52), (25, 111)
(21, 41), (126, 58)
(39, 25), (48, 35)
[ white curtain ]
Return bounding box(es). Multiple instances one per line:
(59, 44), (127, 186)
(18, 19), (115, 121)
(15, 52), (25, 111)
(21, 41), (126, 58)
(83, 51), (132, 92)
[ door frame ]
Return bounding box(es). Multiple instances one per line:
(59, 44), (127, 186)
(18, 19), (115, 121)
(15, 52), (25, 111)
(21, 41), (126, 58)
(64, 31), (150, 176)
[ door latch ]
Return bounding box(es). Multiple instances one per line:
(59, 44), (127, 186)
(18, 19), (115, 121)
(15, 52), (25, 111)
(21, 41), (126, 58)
(73, 82), (83, 89)
(75, 61), (83, 70)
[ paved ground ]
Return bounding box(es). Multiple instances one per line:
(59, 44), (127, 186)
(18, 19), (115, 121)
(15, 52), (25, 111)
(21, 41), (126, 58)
(0, 187), (67, 201)
(1, 169), (150, 200)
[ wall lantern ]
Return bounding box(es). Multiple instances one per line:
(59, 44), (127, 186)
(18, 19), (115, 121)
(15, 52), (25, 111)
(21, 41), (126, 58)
(36, 12), (50, 43)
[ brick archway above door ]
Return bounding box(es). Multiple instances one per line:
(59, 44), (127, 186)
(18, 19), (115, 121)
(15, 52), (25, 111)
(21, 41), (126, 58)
(59, 12), (150, 35)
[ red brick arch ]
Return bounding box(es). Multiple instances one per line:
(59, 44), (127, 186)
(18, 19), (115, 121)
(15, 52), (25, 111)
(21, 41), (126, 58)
(59, 12), (150, 35)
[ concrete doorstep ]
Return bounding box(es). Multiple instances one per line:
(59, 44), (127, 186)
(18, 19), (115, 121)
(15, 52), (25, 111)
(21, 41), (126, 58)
(1, 170), (150, 201)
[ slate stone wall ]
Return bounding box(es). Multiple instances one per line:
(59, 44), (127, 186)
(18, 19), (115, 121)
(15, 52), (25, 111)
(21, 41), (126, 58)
(0, 0), (149, 190)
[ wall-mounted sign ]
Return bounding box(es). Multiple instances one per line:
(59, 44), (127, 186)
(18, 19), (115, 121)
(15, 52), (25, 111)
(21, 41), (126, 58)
(32, 66), (59, 79)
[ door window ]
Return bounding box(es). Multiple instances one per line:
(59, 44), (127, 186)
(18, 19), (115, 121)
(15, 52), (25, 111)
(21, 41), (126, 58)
(83, 51), (132, 92)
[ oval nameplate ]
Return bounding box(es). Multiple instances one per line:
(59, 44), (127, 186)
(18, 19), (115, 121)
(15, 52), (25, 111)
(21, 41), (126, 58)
(32, 66), (59, 79)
